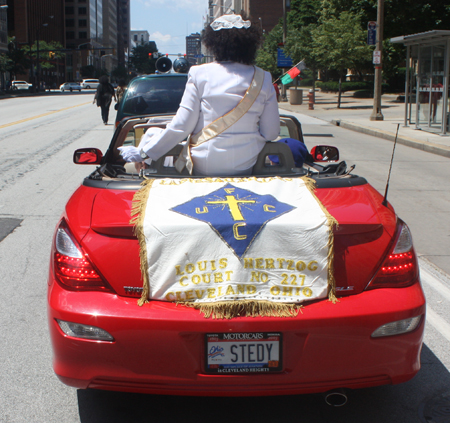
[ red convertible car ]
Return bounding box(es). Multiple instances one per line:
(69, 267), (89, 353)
(47, 113), (425, 403)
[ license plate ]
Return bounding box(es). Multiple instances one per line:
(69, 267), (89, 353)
(205, 332), (282, 374)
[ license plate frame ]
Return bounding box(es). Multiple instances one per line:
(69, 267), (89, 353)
(205, 332), (282, 374)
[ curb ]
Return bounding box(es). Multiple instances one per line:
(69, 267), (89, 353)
(331, 119), (450, 159)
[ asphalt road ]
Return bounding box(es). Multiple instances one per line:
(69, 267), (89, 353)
(0, 95), (449, 423)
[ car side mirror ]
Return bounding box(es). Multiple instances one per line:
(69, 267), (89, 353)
(310, 145), (339, 162)
(73, 148), (103, 165)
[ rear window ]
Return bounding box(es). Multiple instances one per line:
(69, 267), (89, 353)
(122, 76), (187, 116)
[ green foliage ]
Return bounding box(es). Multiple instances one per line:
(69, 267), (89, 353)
(23, 40), (65, 71)
(312, 10), (372, 75)
(352, 89), (373, 98)
(316, 80), (372, 92)
(111, 65), (128, 81)
(4, 39), (30, 77)
(284, 23), (320, 73)
(256, 23), (283, 79)
(129, 43), (159, 74)
(0, 53), (13, 73)
(261, 0), (450, 99)
(287, 0), (321, 28)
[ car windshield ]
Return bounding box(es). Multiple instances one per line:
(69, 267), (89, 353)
(122, 76), (187, 116)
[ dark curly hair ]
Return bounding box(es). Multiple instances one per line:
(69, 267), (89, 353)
(202, 14), (262, 65)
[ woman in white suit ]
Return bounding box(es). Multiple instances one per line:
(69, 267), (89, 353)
(119, 14), (280, 176)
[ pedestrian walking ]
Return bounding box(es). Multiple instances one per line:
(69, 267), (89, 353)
(93, 75), (117, 125)
(115, 79), (127, 110)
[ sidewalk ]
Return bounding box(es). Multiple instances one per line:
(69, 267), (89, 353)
(279, 90), (450, 159)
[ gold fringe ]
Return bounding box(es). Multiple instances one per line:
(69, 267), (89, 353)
(300, 176), (339, 304)
(130, 179), (156, 307)
(133, 176), (339, 313)
(181, 300), (303, 320)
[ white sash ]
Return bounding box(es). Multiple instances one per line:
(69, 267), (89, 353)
(175, 66), (265, 174)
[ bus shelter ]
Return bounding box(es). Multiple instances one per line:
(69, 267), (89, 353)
(391, 31), (450, 135)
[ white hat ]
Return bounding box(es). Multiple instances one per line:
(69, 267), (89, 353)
(210, 14), (251, 31)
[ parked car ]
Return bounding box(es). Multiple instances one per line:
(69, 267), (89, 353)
(11, 80), (32, 90)
(47, 110), (425, 400)
(59, 82), (82, 92)
(80, 78), (100, 89)
(115, 73), (188, 126)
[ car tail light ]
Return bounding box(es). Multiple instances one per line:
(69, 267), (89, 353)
(366, 221), (419, 290)
(53, 220), (112, 292)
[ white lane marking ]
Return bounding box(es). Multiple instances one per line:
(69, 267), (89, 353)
(426, 307), (450, 344)
(420, 261), (450, 303)
(419, 259), (450, 343)
(0, 102), (90, 129)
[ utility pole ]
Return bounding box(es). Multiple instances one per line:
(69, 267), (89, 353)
(370, 0), (384, 120)
(281, 0), (289, 102)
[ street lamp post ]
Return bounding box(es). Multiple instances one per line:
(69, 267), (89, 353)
(35, 16), (53, 92)
(0, 5), (8, 90)
(281, 0), (291, 102)
(36, 23), (48, 91)
(370, 0), (384, 121)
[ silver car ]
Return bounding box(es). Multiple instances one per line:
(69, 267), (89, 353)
(60, 82), (82, 92)
(11, 80), (32, 90)
(80, 79), (100, 89)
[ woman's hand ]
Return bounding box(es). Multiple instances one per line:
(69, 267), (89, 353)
(118, 146), (142, 162)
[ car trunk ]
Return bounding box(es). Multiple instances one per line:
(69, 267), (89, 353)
(81, 182), (397, 299)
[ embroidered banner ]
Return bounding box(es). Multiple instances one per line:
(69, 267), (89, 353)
(131, 177), (337, 318)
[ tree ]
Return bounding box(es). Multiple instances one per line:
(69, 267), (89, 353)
(129, 42), (159, 75)
(24, 40), (65, 69)
(4, 38), (31, 80)
(312, 10), (372, 107)
(255, 23), (283, 79)
(284, 24), (321, 93)
(111, 65), (128, 81)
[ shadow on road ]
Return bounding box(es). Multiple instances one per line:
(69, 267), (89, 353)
(77, 344), (450, 423)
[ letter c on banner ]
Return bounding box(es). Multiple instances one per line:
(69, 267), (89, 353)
(233, 223), (247, 240)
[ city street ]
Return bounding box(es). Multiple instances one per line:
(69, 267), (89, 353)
(0, 94), (450, 422)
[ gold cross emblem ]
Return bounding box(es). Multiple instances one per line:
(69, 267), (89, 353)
(206, 195), (256, 221)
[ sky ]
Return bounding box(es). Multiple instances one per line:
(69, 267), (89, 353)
(130, 0), (208, 56)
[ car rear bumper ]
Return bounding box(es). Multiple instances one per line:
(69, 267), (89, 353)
(48, 278), (425, 396)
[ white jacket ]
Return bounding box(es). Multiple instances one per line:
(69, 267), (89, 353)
(141, 62), (280, 176)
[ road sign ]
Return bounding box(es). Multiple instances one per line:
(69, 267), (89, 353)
(277, 48), (293, 68)
(373, 50), (381, 65)
(194, 54), (204, 58)
(367, 21), (377, 45)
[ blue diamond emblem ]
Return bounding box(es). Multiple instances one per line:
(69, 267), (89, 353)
(171, 183), (295, 258)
